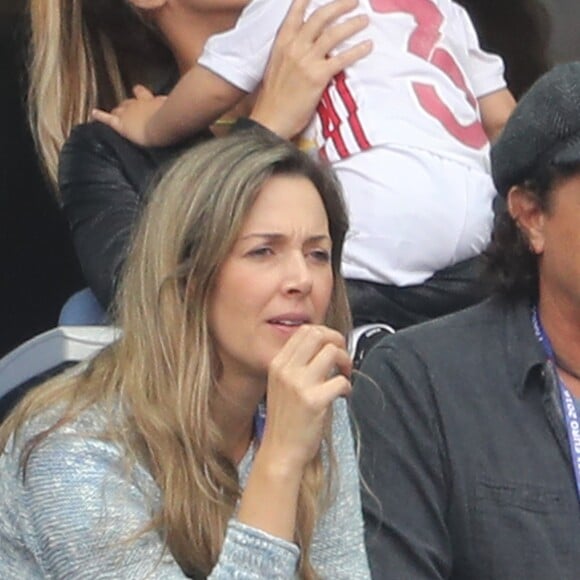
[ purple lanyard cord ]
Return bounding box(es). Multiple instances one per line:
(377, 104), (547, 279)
(532, 306), (580, 505)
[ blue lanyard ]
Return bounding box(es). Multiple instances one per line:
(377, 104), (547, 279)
(532, 306), (580, 504)
(253, 400), (267, 442)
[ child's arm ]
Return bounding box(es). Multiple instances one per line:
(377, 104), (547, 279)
(93, 0), (287, 147)
(477, 88), (516, 143)
(451, 2), (516, 143)
(92, 65), (245, 148)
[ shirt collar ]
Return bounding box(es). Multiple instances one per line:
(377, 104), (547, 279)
(501, 297), (549, 396)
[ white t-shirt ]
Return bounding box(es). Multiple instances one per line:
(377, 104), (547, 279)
(199, 0), (506, 285)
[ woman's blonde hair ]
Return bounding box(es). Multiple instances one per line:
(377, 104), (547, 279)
(27, 0), (173, 192)
(1, 130), (351, 578)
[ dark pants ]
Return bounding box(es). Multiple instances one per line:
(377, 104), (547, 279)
(347, 256), (488, 330)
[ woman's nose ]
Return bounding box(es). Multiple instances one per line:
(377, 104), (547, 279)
(282, 253), (313, 295)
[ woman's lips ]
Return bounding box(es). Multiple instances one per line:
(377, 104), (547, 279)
(268, 315), (311, 333)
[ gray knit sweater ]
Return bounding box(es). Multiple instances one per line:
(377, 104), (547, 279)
(0, 397), (369, 578)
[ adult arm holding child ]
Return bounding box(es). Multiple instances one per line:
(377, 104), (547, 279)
(92, 0), (372, 146)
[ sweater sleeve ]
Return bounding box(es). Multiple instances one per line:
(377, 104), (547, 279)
(211, 521), (299, 578)
(16, 420), (299, 578)
(21, 430), (189, 578)
(309, 398), (371, 579)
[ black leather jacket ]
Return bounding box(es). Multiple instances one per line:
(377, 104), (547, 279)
(58, 122), (212, 307)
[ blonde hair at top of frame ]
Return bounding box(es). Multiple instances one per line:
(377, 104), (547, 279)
(27, 0), (173, 194)
(1, 129), (351, 579)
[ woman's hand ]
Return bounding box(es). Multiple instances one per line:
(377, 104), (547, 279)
(250, 0), (372, 140)
(260, 324), (352, 472)
(91, 85), (167, 146)
(237, 324), (351, 542)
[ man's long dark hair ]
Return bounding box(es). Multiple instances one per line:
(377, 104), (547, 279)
(485, 162), (580, 301)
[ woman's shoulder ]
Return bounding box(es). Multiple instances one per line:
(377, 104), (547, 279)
(59, 121), (164, 200)
(5, 402), (155, 494)
(60, 121), (213, 193)
(63, 121), (147, 161)
(8, 403), (110, 456)
(0, 403), (113, 506)
(64, 120), (213, 158)
(0, 403), (162, 577)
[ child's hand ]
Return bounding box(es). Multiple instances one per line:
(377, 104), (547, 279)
(91, 85), (167, 147)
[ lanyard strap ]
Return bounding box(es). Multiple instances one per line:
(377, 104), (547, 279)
(253, 400), (267, 442)
(532, 306), (580, 504)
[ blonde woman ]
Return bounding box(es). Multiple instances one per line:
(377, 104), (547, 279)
(0, 130), (370, 579)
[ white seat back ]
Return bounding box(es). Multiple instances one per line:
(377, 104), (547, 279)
(0, 326), (119, 400)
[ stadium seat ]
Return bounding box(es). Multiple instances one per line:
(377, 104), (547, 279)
(349, 323), (395, 370)
(58, 288), (107, 326)
(0, 326), (118, 422)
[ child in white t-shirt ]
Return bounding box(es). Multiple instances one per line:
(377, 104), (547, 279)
(95, 0), (515, 328)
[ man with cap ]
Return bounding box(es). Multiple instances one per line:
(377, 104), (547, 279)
(351, 61), (580, 579)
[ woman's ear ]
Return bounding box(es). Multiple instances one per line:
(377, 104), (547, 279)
(127, 0), (167, 11)
(506, 185), (546, 255)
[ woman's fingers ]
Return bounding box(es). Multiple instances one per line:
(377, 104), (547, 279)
(313, 13), (370, 58)
(277, 0), (310, 39)
(307, 341), (353, 382)
(250, 0), (370, 139)
(294, 330), (349, 378)
(326, 38), (373, 77)
(314, 372), (352, 404)
(273, 324), (346, 369)
(269, 325), (351, 403)
(299, 0), (359, 42)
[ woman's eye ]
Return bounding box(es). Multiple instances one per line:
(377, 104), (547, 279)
(310, 249), (331, 263)
(247, 247), (273, 257)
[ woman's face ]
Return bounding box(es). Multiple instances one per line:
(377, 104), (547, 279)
(209, 174), (334, 388)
